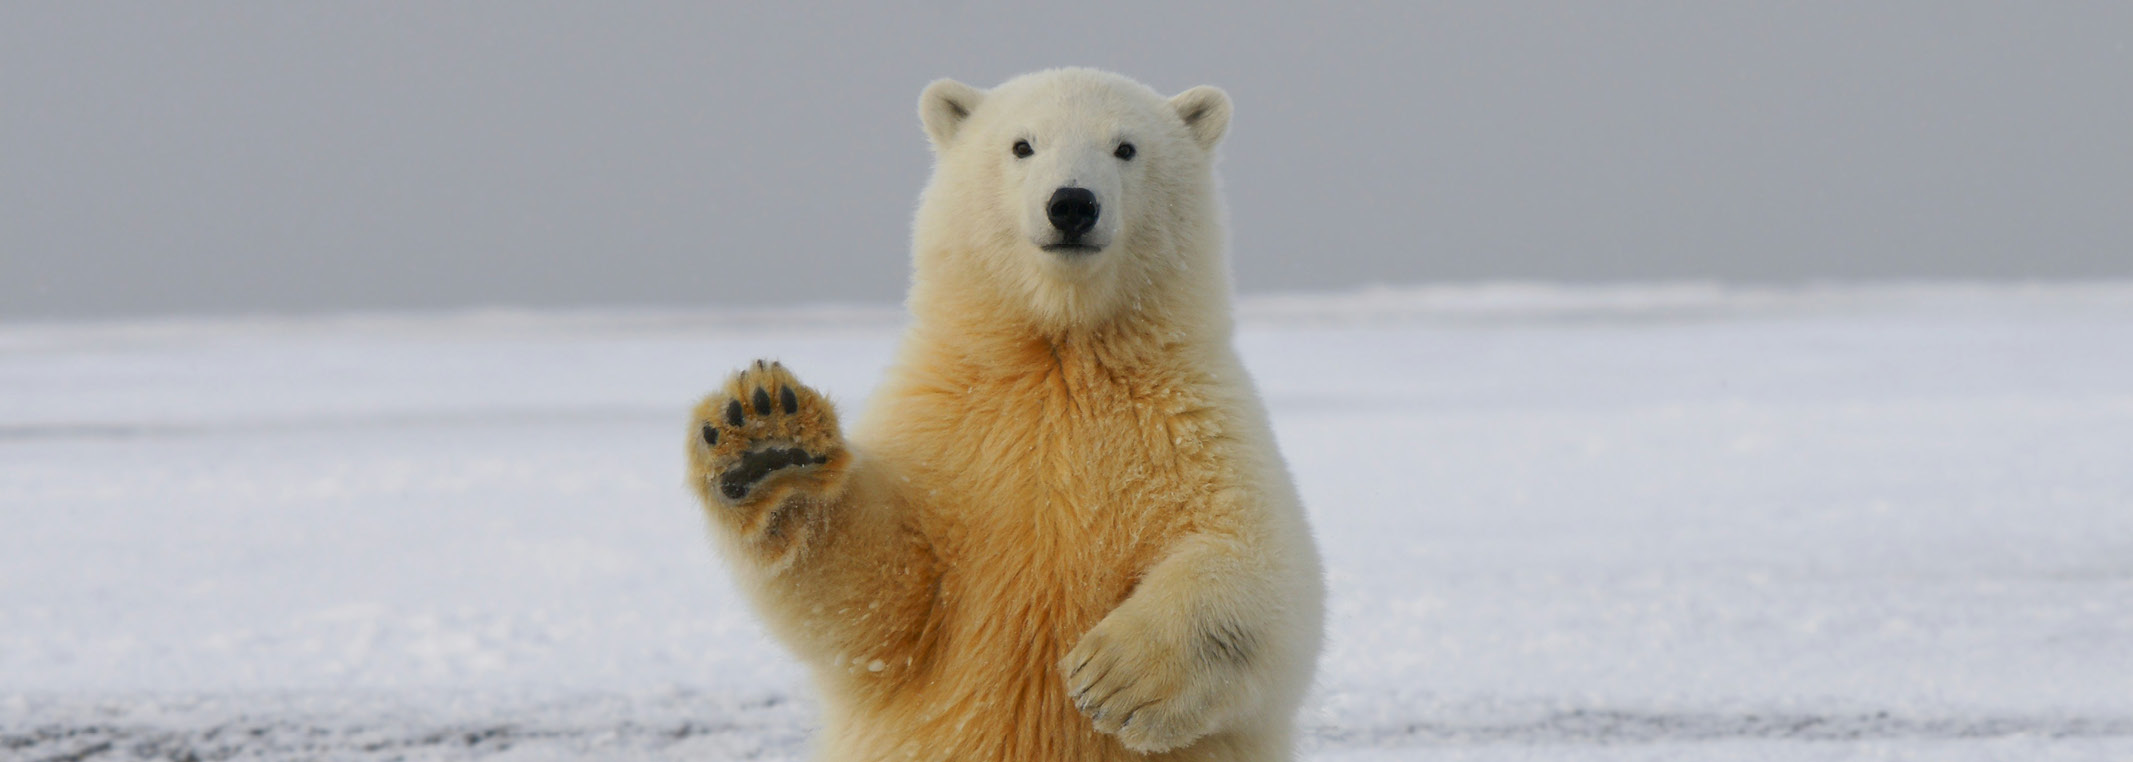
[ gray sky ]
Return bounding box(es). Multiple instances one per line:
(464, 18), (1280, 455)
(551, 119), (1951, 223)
(4, 2), (2129, 320)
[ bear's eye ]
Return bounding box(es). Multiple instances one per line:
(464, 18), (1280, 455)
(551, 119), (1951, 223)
(1114, 142), (1137, 161)
(1012, 140), (1033, 159)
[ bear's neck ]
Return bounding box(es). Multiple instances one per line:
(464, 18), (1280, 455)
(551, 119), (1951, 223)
(904, 264), (1233, 377)
(929, 309), (1204, 379)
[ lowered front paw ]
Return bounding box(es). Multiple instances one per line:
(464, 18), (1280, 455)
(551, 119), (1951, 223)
(1060, 610), (1238, 753)
(688, 360), (850, 538)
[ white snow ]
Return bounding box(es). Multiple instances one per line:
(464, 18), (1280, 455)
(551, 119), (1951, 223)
(4, 283), (2130, 760)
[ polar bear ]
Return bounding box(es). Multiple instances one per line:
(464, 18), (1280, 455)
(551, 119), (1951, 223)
(687, 68), (1323, 762)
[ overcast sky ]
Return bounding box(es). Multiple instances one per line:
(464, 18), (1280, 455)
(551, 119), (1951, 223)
(4, 2), (2129, 319)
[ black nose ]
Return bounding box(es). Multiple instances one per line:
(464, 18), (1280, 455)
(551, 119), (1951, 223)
(1047, 187), (1099, 237)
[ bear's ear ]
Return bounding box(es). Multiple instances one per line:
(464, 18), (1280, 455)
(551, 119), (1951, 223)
(1169, 86), (1232, 150)
(919, 79), (985, 149)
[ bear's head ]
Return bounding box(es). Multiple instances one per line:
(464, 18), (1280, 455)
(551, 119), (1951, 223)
(911, 68), (1233, 334)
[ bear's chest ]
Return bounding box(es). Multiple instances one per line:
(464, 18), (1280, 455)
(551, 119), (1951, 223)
(934, 370), (1217, 527)
(896, 373), (1224, 622)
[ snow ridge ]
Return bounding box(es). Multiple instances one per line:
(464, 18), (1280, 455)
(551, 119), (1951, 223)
(9, 699), (2130, 761)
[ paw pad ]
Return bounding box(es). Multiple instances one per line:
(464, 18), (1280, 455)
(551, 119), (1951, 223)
(719, 446), (831, 500)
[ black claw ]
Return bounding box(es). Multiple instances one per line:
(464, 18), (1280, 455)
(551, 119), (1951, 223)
(779, 386), (798, 414)
(720, 481), (748, 500)
(701, 424), (718, 446)
(753, 387), (772, 415)
(756, 359), (766, 370)
(725, 399), (744, 427)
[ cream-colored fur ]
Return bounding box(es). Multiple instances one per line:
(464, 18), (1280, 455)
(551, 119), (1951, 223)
(687, 68), (1324, 762)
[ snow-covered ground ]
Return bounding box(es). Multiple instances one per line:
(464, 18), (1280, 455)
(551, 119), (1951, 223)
(4, 283), (2130, 761)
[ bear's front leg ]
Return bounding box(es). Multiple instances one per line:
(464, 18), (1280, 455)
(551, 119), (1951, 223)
(1060, 535), (1288, 753)
(689, 361), (946, 694)
(688, 360), (853, 568)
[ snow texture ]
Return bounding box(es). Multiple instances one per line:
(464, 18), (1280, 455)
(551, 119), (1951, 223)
(4, 283), (2130, 760)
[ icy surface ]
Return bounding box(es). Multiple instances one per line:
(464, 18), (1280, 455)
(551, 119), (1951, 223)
(3, 284), (2130, 760)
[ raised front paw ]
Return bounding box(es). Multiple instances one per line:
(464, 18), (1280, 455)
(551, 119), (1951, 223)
(688, 360), (850, 520)
(1061, 609), (1248, 753)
